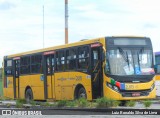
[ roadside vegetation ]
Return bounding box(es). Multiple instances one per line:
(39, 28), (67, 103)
(96, 97), (120, 108)
(13, 97), (120, 108)
(0, 97), (155, 109)
(16, 99), (27, 108)
(143, 100), (152, 108)
(0, 68), (3, 96)
(125, 100), (136, 107)
(0, 96), (13, 101)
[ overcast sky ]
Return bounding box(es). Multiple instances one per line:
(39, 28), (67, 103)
(0, 0), (160, 66)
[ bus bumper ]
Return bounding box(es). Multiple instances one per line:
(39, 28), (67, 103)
(104, 86), (156, 100)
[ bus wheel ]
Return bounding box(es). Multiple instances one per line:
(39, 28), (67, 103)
(78, 87), (87, 99)
(25, 89), (33, 103)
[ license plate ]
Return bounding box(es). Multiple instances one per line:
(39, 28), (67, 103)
(132, 92), (140, 97)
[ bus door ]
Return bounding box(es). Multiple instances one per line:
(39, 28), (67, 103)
(91, 43), (103, 99)
(43, 51), (55, 99)
(13, 57), (20, 99)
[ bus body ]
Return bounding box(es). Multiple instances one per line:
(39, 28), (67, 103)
(154, 51), (160, 79)
(154, 51), (160, 96)
(3, 36), (156, 101)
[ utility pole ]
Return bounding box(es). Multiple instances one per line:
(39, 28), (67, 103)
(43, 5), (45, 48)
(65, 0), (68, 44)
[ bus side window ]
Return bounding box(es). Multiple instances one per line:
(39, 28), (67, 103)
(78, 46), (89, 71)
(56, 51), (65, 71)
(20, 56), (30, 74)
(51, 56), (54, 73)
(31, 54), (42, 74)
(5, 60), (13, 76)
(105, 52), (110, 74)
(66, 48), (77, 70)
(47, 57), (50, 74)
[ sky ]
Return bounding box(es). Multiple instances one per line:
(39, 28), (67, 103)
(0, 0), (160, 67)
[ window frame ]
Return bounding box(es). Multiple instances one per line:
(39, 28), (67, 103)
(30, 54), (42, 74)
(4, 59), (13, 76)
(56, 50), (65, 72)
(20, 56), (31, 75)
(77, 46), (90, 71)
(66, 48), (77, 71)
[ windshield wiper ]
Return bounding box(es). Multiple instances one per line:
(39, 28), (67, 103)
(137, 51), (141, 68)
(126, 51), (130, 69)
(118, 47), (127, 62)
(137, 48), (144, 66)
(139, 48), (144, 54)
(118, 47), (130, 68)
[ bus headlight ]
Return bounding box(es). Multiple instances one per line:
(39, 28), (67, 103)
(107, 82), (120, 92)
(150, 83), (155, 91)
(107, 83), (112, 88)
(113, 86), (119, 92)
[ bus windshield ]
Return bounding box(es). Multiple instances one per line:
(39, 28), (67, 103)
(107, 48), (154, 75)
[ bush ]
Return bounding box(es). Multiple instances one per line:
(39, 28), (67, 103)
(57, 100), (67, 107)
(66, 101), (77, 107)
(16, 101), (23, 108)
(143, 100), (152, 108)
(126, 100), (136, 107)
(16, 102), (23, 108)
(6, 103), (11, 108)
(29, 100), (37, 106)
(16, 99), (26, 104)
(96, 97), (120, 108)
(16, 99), (27, 108)
(76, 98), (88, 107)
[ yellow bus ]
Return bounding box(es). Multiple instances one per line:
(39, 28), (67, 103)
(3, 36), (156, 101)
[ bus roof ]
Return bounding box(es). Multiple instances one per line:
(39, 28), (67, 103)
(5, 36), (149, 58)
(6, 37), (105, 58)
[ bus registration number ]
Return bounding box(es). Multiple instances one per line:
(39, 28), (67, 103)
(132, 92), (140, 97)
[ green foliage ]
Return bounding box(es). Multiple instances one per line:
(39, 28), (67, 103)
(143, 100), (152, 108)
(43, 102), (50, 106)
(29, 100), (37, 106)
(0, 96), (5, 101)
(0, 68), (3, 96)
(0, 96), (13, 101)
(76, 98), (89, 108)
(16, 102), (23, 108)
(39, 102), (56, 107)
(66, 101), (77, 107)
(126, 100), (136, 107)
(0, 80), (2, 96)
(88, 101), (97, 108)
(6, 103), (11, 108)
(57, 100), (67, 107)
(16, 100), (24, 108)
(16, 99), (26, 104)
(96, 97), (120, 108)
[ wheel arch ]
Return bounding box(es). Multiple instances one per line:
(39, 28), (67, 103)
(25, 86), (33, 98)
(74, 84), (86, 99)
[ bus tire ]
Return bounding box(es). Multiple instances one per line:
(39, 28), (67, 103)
(25, 88), (33, 103)
(78, 87), (87, 99)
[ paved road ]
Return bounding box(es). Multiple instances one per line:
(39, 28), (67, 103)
(0, 115), (160, 118)
(0, 101), (160, 117)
